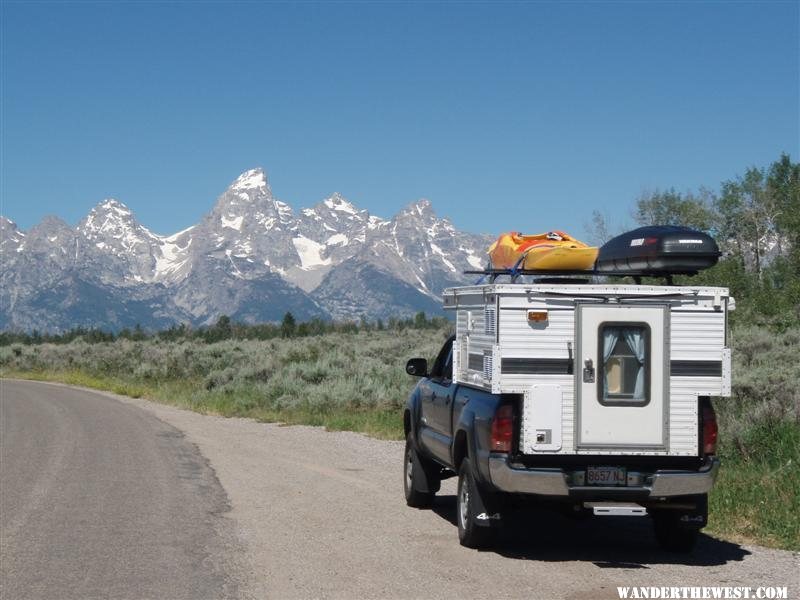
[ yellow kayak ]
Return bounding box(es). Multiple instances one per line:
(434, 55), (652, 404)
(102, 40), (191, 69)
(488, 231), (598, 271)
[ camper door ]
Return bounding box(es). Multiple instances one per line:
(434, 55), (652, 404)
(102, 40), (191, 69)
(576, 303), (669, 450)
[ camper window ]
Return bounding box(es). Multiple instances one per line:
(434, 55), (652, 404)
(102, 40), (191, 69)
(598, 324), (649, 406)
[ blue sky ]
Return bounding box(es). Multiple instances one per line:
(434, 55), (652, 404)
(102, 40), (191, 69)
(2, 1), (797, 237)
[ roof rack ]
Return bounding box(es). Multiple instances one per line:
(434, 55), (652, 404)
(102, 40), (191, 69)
(463, 269), (699, 285)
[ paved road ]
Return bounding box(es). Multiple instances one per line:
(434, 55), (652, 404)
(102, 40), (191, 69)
(1, 380), (797, 599)
(0, 380), (241, 600)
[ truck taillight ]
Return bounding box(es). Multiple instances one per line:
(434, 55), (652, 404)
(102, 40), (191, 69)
(490, 404), (514, 453)
(701, 401), (718, 455)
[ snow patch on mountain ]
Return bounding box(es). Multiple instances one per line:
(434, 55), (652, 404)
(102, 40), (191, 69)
(274, 200), (294, 225)
(430, 242), (456, 272)
(292, 235), (331, 269)
(466, 253), (484, 269)
(221, 215), (244, 230)
(368, 216), (388, 230)
(231, 168), (267, 191)
(326, 233), (348, 246)
(154, 237), (191, 278)
(163, 225), (195, 243)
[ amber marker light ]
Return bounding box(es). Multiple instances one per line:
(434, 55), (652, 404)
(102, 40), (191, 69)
(527, 310), (548, 323)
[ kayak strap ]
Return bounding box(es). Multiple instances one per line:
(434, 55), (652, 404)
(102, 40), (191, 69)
(509, 252), (531, 282)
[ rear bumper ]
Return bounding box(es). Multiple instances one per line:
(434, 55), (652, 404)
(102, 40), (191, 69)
(488, 455), (720, 498)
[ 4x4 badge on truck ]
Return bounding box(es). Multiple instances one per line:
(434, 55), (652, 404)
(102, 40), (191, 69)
(476, 512), (502, 521)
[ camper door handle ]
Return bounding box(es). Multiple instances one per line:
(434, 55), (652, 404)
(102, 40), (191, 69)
(583, 358), (595, 383)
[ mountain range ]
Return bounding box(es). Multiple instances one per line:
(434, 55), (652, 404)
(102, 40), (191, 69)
(0, 169), (492, 332)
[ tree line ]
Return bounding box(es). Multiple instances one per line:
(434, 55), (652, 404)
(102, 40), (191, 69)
(0, 311), (451, 346)
(588, 153), (799, 328)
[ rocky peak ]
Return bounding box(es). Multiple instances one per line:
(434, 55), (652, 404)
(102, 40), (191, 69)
(79, 198), (149, 235)
(402, 198), (434, 217)
(85, 199), (135, 222)
(392, 198), (443, 236)
(29, 215), (74, 239)
(293, 193), (374, 264)
(302, 193), (368, 229)
(322, 193), (360, 216)
(209, 168), (295, 231)
(1, 216), (21, 236)
(70, 199), (191, 286)
(20, 215), (77, 266)
(0, 216), (25, 256)
(230, 168), (269, 193)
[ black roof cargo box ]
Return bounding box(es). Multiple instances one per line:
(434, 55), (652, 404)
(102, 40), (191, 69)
(596, 226), (720, 275)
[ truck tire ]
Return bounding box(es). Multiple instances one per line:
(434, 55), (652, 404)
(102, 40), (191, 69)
(457, 458), (494, 548)
(404, 437), (438, 508)
(652, 516), (700, 552)
(652, 494), (706, 553)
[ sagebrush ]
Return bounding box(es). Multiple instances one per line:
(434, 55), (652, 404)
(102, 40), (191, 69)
(0, 327), (452, 433)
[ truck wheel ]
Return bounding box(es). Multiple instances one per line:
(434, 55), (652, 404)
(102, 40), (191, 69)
(404, 437), (438, 508)
(652, 494), (706, 553)
(457, 458), (493, 548)
(652, 515), (700, 552)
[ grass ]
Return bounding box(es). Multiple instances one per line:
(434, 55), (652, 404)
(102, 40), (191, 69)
(2, 324), (797, 550)
(1, 368), (408, 440)
(706, 421), (799, 550)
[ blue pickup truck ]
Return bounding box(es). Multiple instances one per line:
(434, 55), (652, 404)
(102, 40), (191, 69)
(403, 334), (719, 551)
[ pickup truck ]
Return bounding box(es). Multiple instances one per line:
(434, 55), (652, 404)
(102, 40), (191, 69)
(403, 335), (719, 551)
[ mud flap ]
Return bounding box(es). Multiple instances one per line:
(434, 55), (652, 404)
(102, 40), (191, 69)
(471, 483), (503, 528)
(411, 451), (441, 494)
(674, 495), (708, 529)
(653, 494), (708, 530)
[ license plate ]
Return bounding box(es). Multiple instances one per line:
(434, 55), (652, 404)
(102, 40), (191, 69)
(587, 466), (627, 486)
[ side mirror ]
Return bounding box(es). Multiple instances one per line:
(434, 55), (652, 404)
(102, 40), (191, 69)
(406, 358), (428, 377)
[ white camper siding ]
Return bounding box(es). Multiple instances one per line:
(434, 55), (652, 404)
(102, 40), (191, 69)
(497, 305), (576, 452)
(497, 306), (574, 359)
(670, 310), (726, 362)
(669, 382), (700, 456)
(444, 284), (731, 457)
(669, 308), (727, 397)
(668, 308), (726, 455)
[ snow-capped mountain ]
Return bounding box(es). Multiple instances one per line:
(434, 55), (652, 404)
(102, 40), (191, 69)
(76, 199), (185, 285)
(0, 168), (492, 331)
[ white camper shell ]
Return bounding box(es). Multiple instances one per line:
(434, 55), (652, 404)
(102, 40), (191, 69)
(443, 283), (733, 458)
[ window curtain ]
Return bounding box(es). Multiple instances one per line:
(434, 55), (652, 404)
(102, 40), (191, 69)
(602, 327), (620, 398)
(602, 326), (646, 401)
(623, 328), (646, 400)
